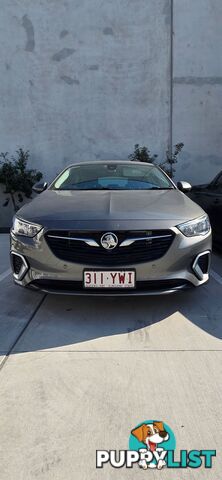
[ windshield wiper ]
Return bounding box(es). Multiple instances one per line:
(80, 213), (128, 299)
(149, 187), (174, 190)
(56, 186), (174, 191)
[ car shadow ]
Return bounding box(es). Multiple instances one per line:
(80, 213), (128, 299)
(10, 275), (222, 354)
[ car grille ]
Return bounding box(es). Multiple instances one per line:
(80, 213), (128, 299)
(45, 230), (175, 266)
(31, 279), (192, 293)
(12, 254), (23, 274)
(197, 253), (210, 274)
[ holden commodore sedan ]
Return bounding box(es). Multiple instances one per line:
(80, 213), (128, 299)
(10, 161), (212, 295)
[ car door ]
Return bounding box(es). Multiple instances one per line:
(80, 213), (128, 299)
(190, 173), (222, 243)
(206, 174), (222, 243)
(190, 184), (213, 215)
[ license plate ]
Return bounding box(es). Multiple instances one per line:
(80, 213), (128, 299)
(84, 270), (136, 289)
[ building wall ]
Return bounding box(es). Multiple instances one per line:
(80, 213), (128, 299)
(0, 1), (222, 227)
(173, 0), (222, 183)
(0, 0), (171, 181)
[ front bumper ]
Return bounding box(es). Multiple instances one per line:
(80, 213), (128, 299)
(10, 227), (212, 295)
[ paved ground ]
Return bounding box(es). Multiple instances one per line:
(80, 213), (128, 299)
(0, 234), (221, 479)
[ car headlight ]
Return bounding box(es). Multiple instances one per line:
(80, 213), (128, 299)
(177, 215), (211, 237)
(12, 217), (43, 237)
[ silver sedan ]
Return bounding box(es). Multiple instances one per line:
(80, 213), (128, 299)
(10, 161), (212, 295)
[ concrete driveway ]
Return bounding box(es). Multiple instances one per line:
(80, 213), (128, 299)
(0, 233), (221, 479)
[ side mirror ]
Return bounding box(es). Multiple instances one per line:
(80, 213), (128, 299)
(177, 181), (192, 193)
(32, 181), (48, 194)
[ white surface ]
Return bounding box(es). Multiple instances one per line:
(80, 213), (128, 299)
(0, 268), (11, 282)
(0, 235), (222, 479)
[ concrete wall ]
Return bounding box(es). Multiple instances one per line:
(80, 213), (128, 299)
(173, 0), (222, 183)
(0, 0), (170, 180)
(0, 0), (222, 227)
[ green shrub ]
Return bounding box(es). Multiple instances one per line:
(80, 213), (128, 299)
(129, 143), (184, 178)
(0, 148), (43, 212)
(128, 144), (158, 164)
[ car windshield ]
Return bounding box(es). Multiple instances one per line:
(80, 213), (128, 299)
(51, 163), (174, 191)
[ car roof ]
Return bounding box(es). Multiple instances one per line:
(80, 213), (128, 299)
(66, 160), (155, 168)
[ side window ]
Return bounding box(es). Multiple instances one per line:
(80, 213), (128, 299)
(54, 169), (70, 189)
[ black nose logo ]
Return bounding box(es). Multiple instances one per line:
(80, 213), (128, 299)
(159, 431), (167, 439)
